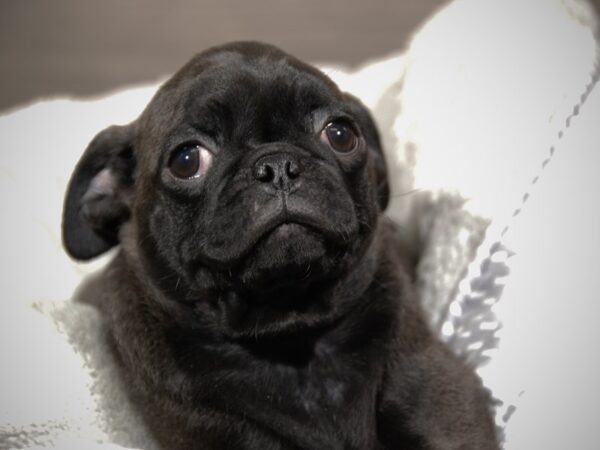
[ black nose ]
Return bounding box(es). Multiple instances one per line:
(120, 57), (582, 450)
(252, 153), (301, 190)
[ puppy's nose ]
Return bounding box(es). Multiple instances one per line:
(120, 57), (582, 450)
(252, 153), (301, 190)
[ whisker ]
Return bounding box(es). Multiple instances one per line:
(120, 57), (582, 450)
(388, 187), (423, 199)
(302, 263), (312, 280)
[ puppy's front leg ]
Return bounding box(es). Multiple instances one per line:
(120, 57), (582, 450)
(376, 343), (498, 450)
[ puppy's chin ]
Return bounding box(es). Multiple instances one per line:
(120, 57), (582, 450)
(235, 223), (341, 294)
(213, 223), (379, 340)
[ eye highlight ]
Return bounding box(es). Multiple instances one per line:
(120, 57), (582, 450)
(321, 121), (359, 153)
(168, 144), (213, 179)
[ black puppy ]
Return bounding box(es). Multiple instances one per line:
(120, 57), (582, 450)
(63, 42), (498, 449)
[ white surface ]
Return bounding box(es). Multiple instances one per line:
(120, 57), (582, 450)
(484, 77), (600, 449)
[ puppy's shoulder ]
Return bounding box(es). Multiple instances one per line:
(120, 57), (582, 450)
(372, 218), (436, 349)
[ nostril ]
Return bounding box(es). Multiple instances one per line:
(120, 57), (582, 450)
(253, 153), (302, 187)
(253, 163), (275, 182)
(285, 160), (301, 179)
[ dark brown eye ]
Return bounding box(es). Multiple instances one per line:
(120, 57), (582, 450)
(321, 121), (358, 153)
(169, 144), (213, 179)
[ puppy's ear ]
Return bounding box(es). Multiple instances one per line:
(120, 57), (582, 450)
(344, 94), (390, 210)
(62, 124), (136, 260)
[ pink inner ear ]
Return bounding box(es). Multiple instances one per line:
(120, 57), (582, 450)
(87, 168), (117, 196)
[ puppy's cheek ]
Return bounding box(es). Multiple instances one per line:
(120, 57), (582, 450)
(350, 172), (380, 228)
(134, 202), (191, 281)
(334, 144), (368, 176)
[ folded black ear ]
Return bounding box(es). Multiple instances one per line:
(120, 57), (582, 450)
(62, 124), (136, 261)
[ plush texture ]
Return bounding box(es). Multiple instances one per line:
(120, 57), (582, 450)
(0, 0), (598, 448)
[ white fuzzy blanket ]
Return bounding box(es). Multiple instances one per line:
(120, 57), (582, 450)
(1, 0), (598, 448)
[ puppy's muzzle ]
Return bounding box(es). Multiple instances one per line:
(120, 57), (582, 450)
(252, 152), (302, 193)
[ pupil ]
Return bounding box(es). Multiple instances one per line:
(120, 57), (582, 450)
(171, 147), (199, 178)
(331, 126), (346, 143)
(327, 123), (355, 152)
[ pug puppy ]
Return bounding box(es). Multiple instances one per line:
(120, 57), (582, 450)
(62, 42), (498, 450)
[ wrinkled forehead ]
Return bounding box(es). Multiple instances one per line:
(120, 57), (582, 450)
(139, 49), (343, 144)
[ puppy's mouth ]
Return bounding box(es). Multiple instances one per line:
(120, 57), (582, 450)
(187, 191), (359, 289)
(231, 196), (356, 266)
(246, 210), (329, 259)
(228, 205), (352, 291)
(246, 198), (353, 251)
(253, 210), (336, 245)
(263, 222), (311, 240)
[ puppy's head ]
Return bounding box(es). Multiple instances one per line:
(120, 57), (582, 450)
(63, 42), (389, 337)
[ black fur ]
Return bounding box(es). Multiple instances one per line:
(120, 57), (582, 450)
(63, 42), (498, 449)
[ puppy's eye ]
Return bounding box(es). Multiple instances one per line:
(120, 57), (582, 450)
(169, 144), (213, 179)
(321, 121), (358, 153)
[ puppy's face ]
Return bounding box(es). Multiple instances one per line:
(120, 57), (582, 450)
(63, 42), (389, 337)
